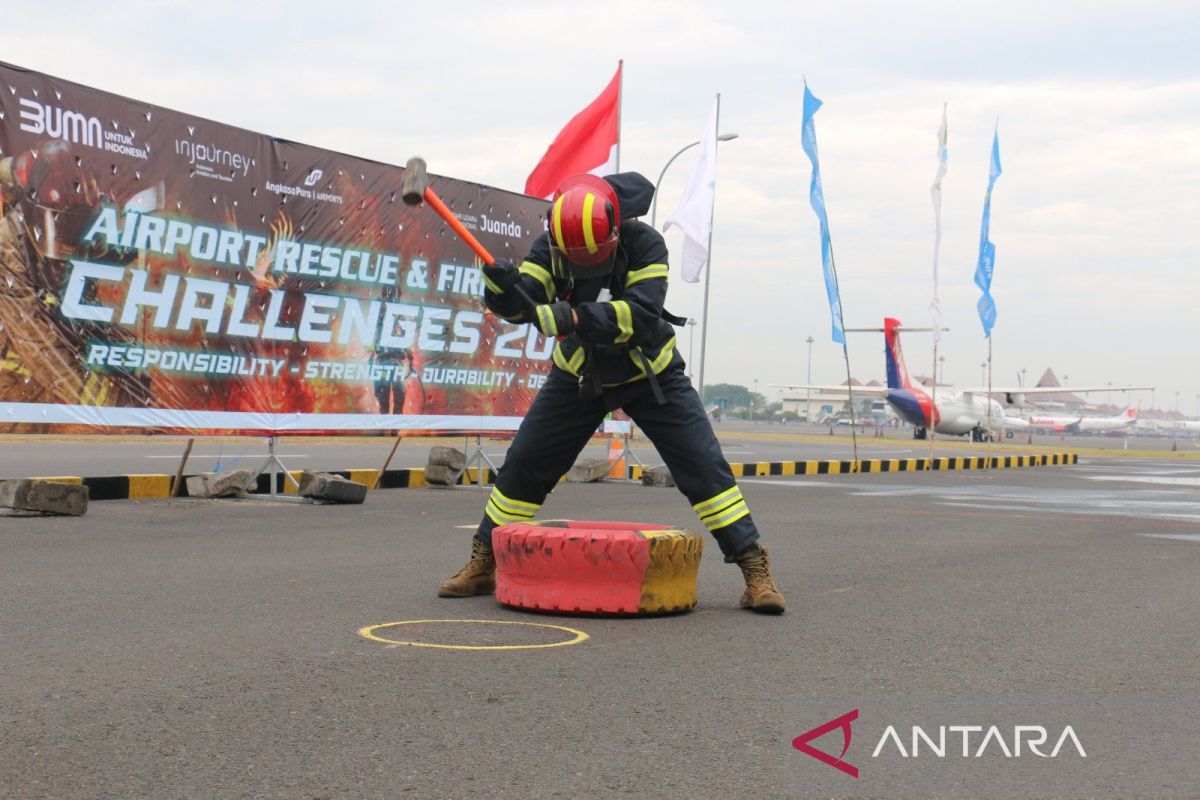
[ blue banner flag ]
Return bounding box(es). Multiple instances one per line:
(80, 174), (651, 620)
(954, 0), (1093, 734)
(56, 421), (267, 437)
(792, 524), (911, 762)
(974, 128), (1002, 336)
(801, 84), (845, 344)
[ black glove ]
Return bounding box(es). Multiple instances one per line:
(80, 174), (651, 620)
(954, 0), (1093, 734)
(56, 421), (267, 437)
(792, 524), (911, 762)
(532, 301), (575, 337)
(482, 259), (521, 294)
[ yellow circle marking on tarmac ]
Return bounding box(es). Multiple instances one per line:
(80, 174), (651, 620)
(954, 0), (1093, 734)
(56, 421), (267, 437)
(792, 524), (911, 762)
(357, 619), (589, 651)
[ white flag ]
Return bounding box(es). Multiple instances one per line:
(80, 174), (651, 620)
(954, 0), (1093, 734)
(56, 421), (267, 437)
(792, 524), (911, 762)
(664, 99), (719, 283)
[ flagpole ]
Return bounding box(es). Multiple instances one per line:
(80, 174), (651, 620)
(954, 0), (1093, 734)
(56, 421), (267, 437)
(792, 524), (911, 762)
(929, 103), (948, 462)
(615, 59), (624, 172)
(929, 342), (938, 459)
(697, 92), (719, 399)
(828, 239), (860, 465)
(984, 333), (993, 465)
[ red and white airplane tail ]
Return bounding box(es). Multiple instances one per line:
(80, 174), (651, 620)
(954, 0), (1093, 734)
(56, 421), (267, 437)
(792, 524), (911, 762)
(883, 317), (913, 390)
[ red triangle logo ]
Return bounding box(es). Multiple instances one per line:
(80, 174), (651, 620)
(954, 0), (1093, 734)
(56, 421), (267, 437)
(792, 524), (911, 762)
(792, 708), (859, 778)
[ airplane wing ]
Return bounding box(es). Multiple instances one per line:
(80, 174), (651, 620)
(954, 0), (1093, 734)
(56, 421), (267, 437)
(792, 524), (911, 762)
(770, 384), (891, 396)
(957, 385), (1153, 395)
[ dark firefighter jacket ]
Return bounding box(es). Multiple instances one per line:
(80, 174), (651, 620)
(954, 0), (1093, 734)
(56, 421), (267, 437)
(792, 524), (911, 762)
(484, 172), (682, 394)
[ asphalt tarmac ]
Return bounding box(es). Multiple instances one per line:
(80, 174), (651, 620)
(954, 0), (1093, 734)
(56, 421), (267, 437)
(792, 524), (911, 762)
(3, 456), (1199, 798)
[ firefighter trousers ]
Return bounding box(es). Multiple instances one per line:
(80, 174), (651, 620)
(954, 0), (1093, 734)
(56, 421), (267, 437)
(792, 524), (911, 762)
(474, 364), (759, 559)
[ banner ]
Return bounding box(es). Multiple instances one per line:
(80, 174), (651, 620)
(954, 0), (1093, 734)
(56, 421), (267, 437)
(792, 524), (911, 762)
(800, 83), (845, 344)
(974, 126), (1002, 337)
(0, 62), (554, 434)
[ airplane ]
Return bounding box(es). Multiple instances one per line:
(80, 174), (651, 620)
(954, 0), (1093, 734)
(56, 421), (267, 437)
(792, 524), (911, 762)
(1023, 406), (1138, 434)
(774, 318), (1152, 442)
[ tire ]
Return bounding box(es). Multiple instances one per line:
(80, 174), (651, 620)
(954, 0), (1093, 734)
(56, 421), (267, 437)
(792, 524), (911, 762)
(493, 520), (703, 616)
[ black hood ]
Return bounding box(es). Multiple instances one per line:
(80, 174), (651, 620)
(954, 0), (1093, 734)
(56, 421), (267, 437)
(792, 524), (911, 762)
(602, 172), (655, 220)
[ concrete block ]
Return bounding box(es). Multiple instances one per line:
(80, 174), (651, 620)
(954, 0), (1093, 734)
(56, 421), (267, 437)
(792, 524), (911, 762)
(423, 464), (459, 486)
(427, 446), (467, 471)
(185, 469), (253, 498)
(641, 466), (676, 488)
(296, 471), (367, 504)
(0, 479), (88, 516)
(567, 458), (610, 483)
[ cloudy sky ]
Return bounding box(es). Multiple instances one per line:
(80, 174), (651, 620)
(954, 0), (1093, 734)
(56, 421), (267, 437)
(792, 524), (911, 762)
(11, 1), (1199, 412)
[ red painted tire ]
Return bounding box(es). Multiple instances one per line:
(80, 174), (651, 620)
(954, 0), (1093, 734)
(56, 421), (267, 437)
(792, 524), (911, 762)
(493, 520), (703, 616)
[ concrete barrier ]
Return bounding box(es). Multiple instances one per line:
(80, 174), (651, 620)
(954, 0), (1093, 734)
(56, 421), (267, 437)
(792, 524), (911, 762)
(0, 479), (88, 516)
(296, 471), (367, 504)
(185, 469), (253, 498)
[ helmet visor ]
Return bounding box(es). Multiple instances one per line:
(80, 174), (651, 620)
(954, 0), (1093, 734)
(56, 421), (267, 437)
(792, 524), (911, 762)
(549, 236), (617, 280)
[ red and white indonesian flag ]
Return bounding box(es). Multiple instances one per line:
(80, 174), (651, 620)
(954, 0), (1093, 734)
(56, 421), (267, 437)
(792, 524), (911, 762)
(664, 98), (719, 283)
(524, 64), (621, 200)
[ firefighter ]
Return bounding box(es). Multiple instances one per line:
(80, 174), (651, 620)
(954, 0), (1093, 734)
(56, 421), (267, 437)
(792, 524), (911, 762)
(436, 172), (785, 614)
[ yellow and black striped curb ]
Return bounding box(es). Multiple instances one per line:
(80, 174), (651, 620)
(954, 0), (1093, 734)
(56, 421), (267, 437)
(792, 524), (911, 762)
(632, 452), (1079, 480)
(24, 453), (1076, 502)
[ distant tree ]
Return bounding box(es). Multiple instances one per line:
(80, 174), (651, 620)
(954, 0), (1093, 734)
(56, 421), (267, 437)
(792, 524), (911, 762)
(702, 383), (754, 409)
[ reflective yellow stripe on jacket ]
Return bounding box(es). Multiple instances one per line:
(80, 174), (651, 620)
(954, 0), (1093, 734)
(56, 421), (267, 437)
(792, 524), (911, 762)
(551, 343), (585, 376)
(624, 263), (668, 287)
(624, 336), (676, 383)
(611, 300), (633, 344)
(549, 336), (676, 385)
(519, 261), (555, 302)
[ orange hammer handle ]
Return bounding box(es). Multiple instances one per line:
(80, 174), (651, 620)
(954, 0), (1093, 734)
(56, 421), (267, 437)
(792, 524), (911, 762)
(422, 188), (495, 266)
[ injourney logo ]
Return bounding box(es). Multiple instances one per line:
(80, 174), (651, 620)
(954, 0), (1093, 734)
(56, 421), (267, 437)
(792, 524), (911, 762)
(175, 137), (255, 180)
(793, 708), (1086, 779)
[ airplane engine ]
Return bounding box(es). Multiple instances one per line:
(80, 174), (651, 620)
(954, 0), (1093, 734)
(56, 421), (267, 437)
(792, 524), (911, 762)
(1005, 392), (1026, 407)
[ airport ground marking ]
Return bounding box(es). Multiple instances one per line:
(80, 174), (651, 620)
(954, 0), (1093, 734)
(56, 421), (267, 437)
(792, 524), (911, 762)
(357, 618), (589, 651)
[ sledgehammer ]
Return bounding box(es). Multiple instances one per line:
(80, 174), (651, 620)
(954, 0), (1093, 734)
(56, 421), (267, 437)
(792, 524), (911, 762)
(401, 156), (499, 266)
(402, 156), (537, 308)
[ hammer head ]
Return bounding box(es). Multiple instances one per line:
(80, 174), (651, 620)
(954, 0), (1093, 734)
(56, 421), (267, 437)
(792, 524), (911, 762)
(401, 157), (429, 205)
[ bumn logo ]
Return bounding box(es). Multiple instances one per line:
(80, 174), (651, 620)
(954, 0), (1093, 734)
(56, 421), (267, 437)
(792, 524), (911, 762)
(792, 708), (859, 778)
(19, 97), (102, 148)
(304, 169), (323, 187)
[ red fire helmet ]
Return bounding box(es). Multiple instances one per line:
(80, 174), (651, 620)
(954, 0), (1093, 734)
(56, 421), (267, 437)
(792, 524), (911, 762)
(547, 174), (620, 279)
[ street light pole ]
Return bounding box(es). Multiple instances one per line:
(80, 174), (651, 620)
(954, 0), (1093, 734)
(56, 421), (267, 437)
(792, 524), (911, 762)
(650, 132), (739, 230)
(650, 125), (739, 400)
(686, 318), (697, 379)
(806, 335), (815, 423)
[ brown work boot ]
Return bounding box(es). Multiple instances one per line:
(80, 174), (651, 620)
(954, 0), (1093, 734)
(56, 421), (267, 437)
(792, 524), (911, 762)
(733, 545), (786, 614)
(436, 539), (496, 597)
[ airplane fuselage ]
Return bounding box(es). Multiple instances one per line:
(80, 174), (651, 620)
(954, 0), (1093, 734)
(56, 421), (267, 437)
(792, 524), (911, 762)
(1025, 413), (1136, 433)
(886, 388), (1003, 436)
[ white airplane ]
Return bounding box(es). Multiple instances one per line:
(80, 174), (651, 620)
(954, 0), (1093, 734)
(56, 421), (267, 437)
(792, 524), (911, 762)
(1024, 406), (1138, 434)
(775, 318), (1152, 441)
